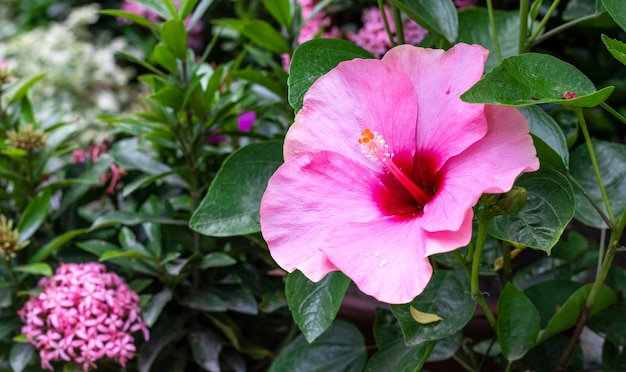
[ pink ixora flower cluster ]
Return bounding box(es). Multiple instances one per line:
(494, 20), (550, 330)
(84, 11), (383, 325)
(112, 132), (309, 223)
(260, 43), (539, 304)
(19, 263), (149, 371)
(349, 5), (428, 57)
(119, 0), (205, 50)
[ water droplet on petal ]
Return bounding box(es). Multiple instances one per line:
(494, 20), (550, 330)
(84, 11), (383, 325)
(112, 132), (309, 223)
(374, 251), (380, 257)
(378, 259), (388, 267)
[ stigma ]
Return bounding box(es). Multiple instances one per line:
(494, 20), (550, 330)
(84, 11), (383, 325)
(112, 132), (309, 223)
(359, 128), (431, 206)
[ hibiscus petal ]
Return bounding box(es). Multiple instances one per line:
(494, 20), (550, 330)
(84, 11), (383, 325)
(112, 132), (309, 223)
(260, 151), (389, 281)
(420, 105), (539, 232)
(321, 218), (433, 304)
(284, 58), (418, 169)
(381, 43), (489, 169)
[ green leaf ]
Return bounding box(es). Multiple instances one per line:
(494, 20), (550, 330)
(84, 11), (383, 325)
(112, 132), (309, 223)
(563, 0), (605, 20)
(153, 44), (178, 74)
(99, 250), (151, 262)
(200, 252), (237, 268)
(285, 271), (350, 343)
(457, 8), (533, 71)
(189, 141), (283, 237)
(179, 0), (200, 19)
(603, 338), (626, 371)
(127, 0), (169, 19)
(212, 286), (258, 314)
(188, 329), (222, 371)
(570, 139), (626, 228)
(461, 53), (614, 107)
(28, 228), (90, 263)
(161, 19), (187, 59)
(488, 168), (575, 253)
(602, 0), (626, 32)
(602, 34), (626, 67)
(522, 334), (584, 372)
(122, 170), (178, 198)
(390, 270), (475, 345)
(288, 38), (373, 112)
(12, 263), (52, 276)
(91, 211), (187, 228)
(524, 280), (582, 328)
(588, 301), (626, 347)
(9, 343), (34, 372)
(138, 315), (187, 372)
(242, 20), (290, 54)
(100, 9), (159, 29)
(263, 0), (292, 27)
(8, 73), (46, 105)
(537, 284), (616, 343)
(497, 283), (541, 361)
(17, 188), (51, 242)
(520, 106), (569, 170)
(142, 289), (173, 327)
(269, 320), (367, 372)
(181, 291), (228, 312)
(390, 0), (458, 43)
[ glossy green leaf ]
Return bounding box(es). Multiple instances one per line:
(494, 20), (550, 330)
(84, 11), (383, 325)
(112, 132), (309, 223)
(390, 0), (458, 43)
(457, 8), (534, 71)
(603, 338), (626, 371)
(212, 286), (258, 314)
(520, 106), (569, 169)
(602, 0), (626, 32)
(588, 300), (626, 348)
(100, 10), (158, 29)
(17, 188), (51, 242)
(242, 20), (290, 54)
(269, 320), (366, 372)
(570, 139), (626, 228)
(373, 308), (404, 349)
(602, 34), (626, 67)
(522, 334), (583, 372)
(285, 271), (350, 343)
(188, 329), (222, 371)
(91, 211), (187, 228)
(489, 168), (575, 252)
(537, 284), (616, 343)
(162, 19), (187, 59)
(390, 270), (475, 345)
(461, 53), (614, 107)
(128, 0), (169, 19)
(288, 38), (373, 112)
(263, 0), (292, 27)
(153, 44), (178, 74)
(12, 263), (52, 276)
(189, 141), (283, 237)
(150, 86), (185, 110)
(142, 289), (173, 327)
(497, 283), (540, 361)
(9, 343), (34, 372)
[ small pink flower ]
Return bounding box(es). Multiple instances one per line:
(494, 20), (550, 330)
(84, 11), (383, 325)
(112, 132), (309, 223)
(350, 6), (428, 57)
(260, 44), (539, 304)
(19, 263), (149, 371)
(455, 0), (479, 9)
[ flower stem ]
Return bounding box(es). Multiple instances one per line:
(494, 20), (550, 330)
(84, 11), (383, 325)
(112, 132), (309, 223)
(518, 0), (529, 53)
(486, 0), (502, 62)
(391, 3), (405, 45)
(532, 13), (598, 46)
(527, 0), (561, 46)
(379, 0), (396, 47)
(414, 341), (434, 371)
(573, 107), (615, 225)
(501, 243), (512, 285)
(601, 102), (626, 126)
(470, 217), (497, 330)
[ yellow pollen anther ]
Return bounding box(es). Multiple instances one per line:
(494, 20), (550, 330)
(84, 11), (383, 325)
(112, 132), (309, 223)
(358, 128), (392, 164)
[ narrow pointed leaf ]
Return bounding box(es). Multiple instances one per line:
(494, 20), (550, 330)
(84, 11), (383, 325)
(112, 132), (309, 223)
(17, 188), (51, 242)
(602, 34), (626, 66)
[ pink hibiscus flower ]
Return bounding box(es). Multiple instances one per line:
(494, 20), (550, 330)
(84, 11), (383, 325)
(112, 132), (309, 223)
(260, 43), (539, 304)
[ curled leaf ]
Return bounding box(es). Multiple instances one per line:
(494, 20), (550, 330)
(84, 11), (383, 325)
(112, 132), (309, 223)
(410, 306), (442, 324)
